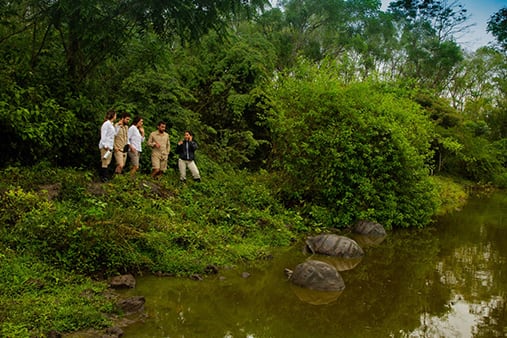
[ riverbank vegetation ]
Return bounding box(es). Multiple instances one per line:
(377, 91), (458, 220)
(1, 0), (506, 336)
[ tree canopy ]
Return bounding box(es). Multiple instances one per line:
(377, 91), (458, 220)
(1, 0), (506, 226)
(488, 7), (507, 52)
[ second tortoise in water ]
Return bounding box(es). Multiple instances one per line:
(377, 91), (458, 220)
(286, 260), (345, 292)
(305, 234), (364, 258)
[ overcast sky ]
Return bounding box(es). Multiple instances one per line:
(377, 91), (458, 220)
(381, 0), (506, 51)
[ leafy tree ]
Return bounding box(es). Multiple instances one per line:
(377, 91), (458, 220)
(0, 0), (269, 167)
(0, 0), (269, 89)
(261, 0), (383, 70)
(445, 47), (501, 112)
(386, 0), (466, 91)
(487, 7), (507, 52)
(419, 90), (506, 182)
(266, 60), (437, 229)
(388, 0), (470, 41)
(175, 28), (277, 168)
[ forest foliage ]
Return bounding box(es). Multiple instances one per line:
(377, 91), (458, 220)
(1, 0), (506, 208)
(0, 0), (506, 178)
(1, 0), (507, 335)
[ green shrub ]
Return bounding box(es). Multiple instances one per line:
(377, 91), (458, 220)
(0, 164), (301, 277)
(266, 63), (438, 228)
(0, 252), (113, 336)
(0, 187), (52, 226)
(0, 187), (151, 275)
(430, 176), (468, 215)
(493, 172), (507, 189)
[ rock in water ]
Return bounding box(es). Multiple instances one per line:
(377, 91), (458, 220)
(109, 274), (136, 289)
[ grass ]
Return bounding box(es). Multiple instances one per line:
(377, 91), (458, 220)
(0, 249), (113, 337)
(0, 163), (302, 336)
(0, 163), (472, 336)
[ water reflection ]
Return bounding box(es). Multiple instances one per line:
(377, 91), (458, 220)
(310, 255), (363, 271)
(402, 192), (507, 338)
(290, 285), (344, 305)
(351, 233), (387, 248)
(121, 192), (507, 337)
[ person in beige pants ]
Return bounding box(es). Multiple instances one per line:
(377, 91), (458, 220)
(127, 116), (145, 176)
(113, 112), (131, 174)
(148, 121), (170, 179)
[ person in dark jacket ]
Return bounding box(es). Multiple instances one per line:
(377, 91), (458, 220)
(176, 130), (201, 182)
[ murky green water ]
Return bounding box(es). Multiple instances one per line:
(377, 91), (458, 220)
(121, 192), (507, 337)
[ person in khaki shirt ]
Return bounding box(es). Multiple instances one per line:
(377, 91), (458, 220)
(113, 112), (131, 174)
(148, 121), (170, 179)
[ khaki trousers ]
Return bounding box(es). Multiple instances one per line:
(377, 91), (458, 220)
(100, 148), (113, 168)
(178, 159), (200, 180)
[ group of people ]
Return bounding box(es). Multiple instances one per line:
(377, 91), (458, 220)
(98, 110), (201, 183)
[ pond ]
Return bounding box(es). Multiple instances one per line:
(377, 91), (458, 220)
(121, 191), (507, 337)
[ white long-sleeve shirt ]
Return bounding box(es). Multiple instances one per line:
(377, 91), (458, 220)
(128, 125), (145, 152)
(98, 120), (116, 150)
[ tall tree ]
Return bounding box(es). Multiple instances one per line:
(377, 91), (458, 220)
(388, 0), (470, 41)
(386, 0), (467, 91)
(487, 7), (507, 53)
(177, 27), (277, 168)
(261, 0), (382, 69)
(445, 47), (502, 112)
(0, 0), (269, 90)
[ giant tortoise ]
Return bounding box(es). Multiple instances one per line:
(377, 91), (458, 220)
(305, 234), (364, 258)
(285, 260), (345, 292)
(353, 220), (387, 237)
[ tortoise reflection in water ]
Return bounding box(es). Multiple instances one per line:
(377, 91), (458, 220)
(315, 255), (363, 271)
(305, 234), (364, 258)
(352, 233), (386, 248)
(290, 285), (344, 305)
(352, 220), (387, 248)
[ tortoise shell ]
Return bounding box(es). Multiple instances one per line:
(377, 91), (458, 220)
(353, 220), (387, 237)
(290, 260), (345, 292)
(305, 234), (364, 258)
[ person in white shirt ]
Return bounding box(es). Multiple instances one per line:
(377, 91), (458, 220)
(127, 116), (145, 176)
(98, 110), (117, 182)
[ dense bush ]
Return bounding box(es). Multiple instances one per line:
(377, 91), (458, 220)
(0, 164), (299, 277)
(266, 62), (439, 229)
